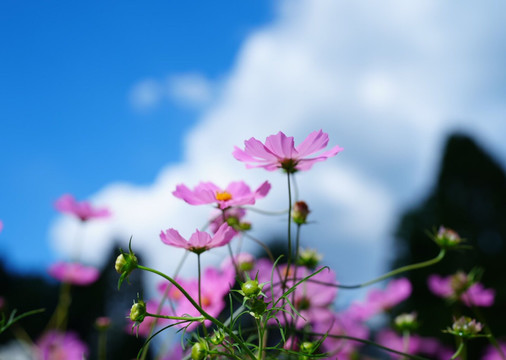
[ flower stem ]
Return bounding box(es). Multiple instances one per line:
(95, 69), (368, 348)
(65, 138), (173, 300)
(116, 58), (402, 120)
(98, 328), (107, 360)
(198, 253), (202, 307)
(137, 264), (257, 360)
(451, 339), (466, 360)
(337, 249), (446, 289)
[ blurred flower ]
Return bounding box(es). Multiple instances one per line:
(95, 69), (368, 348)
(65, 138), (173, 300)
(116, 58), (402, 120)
(291, 201), (310, 224)
(433, 226), (462, 249)
(48, 261), (99, 286)
(95, 316), (111, 330)
(427, 272), (495, 307)
(221, 252), (256, 275)
(173, 180), (270, 210)
(449, 316), (483, 338)
(34, 331), (88, 360)
(376, 329), (421, 359)
(394, 312), (418, 332)
(233, 130), (343, 173)
(54, 194), (110, 221)
(297, 248), (323, 268)
(167, 266), (234, 331)
(160, 223), (235, 254)
(482, 341), (506, 360)
(209, 207), (248, 234)
(348, 278), (412, 321)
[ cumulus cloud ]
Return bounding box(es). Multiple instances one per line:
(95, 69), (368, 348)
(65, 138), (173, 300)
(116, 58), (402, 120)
(51, 0), (506, 295)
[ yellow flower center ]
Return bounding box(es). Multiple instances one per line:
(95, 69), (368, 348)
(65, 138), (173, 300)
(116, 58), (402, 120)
(215, 191), (232, 201)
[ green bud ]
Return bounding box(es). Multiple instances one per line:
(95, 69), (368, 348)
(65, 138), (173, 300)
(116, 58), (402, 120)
(210, 329), (225, 345)
(394, 312), (418, 332)
(241, 280), (261, 298)
(129, 300), (146, 323)
(297, 248), (323, 268)
(291, 201), (310, 225)
(249, 298), (267, 317)
(191, 340), (208, 360)
(434, 226), (462, 249)
(116, 239), (139, 289)
(300, 341), (315, 354)
(450, 316), (483, 338)
(239, 222), (252, 231)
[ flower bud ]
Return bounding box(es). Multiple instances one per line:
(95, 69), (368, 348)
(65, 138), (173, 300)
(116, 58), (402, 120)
(434, 226), (462, 249)
(210, 329), (225, 345)
(241, 280), (261, 298)
(95, 316), (111, 330)
(300, 341), (316, 354)
(449, 316), (483, 338)
(191, 340), (208, 360)
(249, 298), (267, 317)
(116, 241), (139, 289)
(291, 201), (310, 225)
(297, 248), (323, 268)
(129, 300), (146, 323)
(394, 312), (418, 332)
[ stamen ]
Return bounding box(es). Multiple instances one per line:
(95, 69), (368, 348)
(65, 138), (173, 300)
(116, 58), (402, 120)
(215, 191), (232, 201)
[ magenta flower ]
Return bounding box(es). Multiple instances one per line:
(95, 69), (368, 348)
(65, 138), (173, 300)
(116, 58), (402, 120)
(482, 341), (506, 360)
(160, 223), (235, 253)
(209, 207), (247, 234)
(55, 194), (111, 221)
(233, 130), (343, 173)
(427, 272), (495, 307)
(48, 261), (100, 286)
(173, 180), (271, 209)
(34, 331), (88, 360)
(165, 266), (234, 331)
(348, 278), (412, 321)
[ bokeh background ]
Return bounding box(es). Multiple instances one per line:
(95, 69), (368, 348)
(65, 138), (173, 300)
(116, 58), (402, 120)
(1, 0), (506, 358)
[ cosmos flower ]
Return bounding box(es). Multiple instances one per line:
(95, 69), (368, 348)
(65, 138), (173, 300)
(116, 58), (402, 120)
(233, 130), (343, 173)
(173, 180), (271, 210)
(34, 331), (88, 360)
(482, 342), (506, 360)
(160, 223), (235, 254)
(54, 194), (110, 221)
(348, 278), (412, 321)
(427, 272), (495, 307)
(162, 266), (234, 331)
(48, 261), (100, 286)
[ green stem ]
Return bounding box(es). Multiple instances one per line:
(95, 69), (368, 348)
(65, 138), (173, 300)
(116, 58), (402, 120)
(145, 312), (204, 322)
(451, 339), (466, 360)
(472, 306), (506, 360)
(256, 318), (263, 360)
(337, 249), (446, 289)
(198, 253), (202, 307)
(98, 329), (107, 360)
(137, 265), (256, 360)
(306, 332), (431, 360)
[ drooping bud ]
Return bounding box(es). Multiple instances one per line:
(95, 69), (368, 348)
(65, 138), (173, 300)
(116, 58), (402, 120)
(297, 248), (323, 268)
(291, 201), (310, 225)
(191, 340), (208, 360)
(394, 312), (418, 332)
(434, 226), (462, 249)
(129, 299), (147, 323)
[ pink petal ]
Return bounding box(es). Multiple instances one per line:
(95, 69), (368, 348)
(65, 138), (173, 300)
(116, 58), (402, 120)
(160, 229), (188, 248)
(427, 274), (453, 298)
(295, 130), (329, 157)
(189, 229), (213, 248)
(264, 131), (295, 158)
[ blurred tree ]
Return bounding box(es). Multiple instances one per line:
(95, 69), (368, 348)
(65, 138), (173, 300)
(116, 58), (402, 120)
(392, 133), (506, 358)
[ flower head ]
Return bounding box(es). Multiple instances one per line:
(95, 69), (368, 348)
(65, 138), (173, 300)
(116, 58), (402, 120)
(173, 180), (270, 210)
(55, 194), (110, 221)
(233, 130), (343, 173)
(449, 316), (483, 338)
(427, 272), (495, 307)
(34, 331), (88, 360)
(160, 223), (235, 254)
(48, 261), (99, 286)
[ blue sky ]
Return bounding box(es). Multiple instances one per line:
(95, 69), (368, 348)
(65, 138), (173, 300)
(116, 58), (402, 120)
(2, 0), (506, 289)
(0, 1), (272, 272)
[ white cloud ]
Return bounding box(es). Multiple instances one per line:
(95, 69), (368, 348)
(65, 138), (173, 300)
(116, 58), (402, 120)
(51, 0), (506, 297)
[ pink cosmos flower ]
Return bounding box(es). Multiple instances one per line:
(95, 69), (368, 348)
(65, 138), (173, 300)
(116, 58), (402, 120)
(233, 130), (343, 173)
(376, 329), (422, 359)
(55, 194), (110, 221)
(270, 265), (338, 329)
(482, 342), (506, 360)
(34, 330), (88, 360)
(173, 180), (271, 210)
(315, 312), (370, 358)
(163, 266), (234, 331)
(160, 223), (235, 253)
(427, 272), (495, 307)
(348, 278), (412, 321)
(48, 261), (100, 286)
(209, 207), (247, 234)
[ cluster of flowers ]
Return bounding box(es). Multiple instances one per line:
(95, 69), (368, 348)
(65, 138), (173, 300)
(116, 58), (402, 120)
(1, 130), (505, 359)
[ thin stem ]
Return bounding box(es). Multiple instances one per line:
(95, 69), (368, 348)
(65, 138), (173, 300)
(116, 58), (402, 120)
(256, 318), (264, 360)
(139, 251), (189, 360)
(137, 265), (257, 360)
(290, 224), (302, 331)
(402, 330), (410, 360)
(98, 329), (107, 360)
(336, 249), (446, 289)
(472, 306), (506, 360)
(242, 206), (288, 216)
(305, 332), (431, 360)
(145, 312), (204, 322)
(451, 339), (466, 360)
(198, 253), (202, 307)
